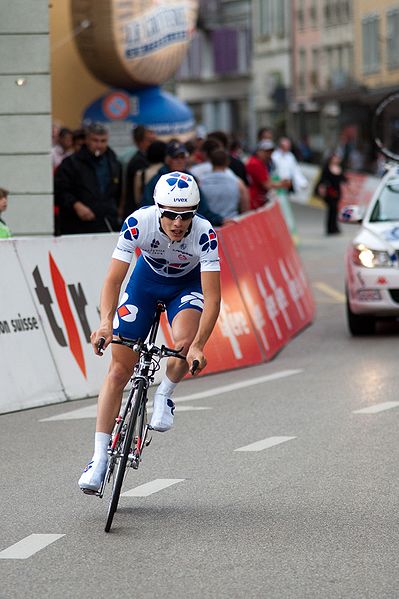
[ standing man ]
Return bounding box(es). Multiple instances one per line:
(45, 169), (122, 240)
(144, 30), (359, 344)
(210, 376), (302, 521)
(246, 140), (284, 210)
(272, 137), (308, 238)
(123, 125), (156, 219)
(55, 122), (122, 235)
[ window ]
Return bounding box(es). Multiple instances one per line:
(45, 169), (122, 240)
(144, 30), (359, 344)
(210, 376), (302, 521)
(297, 0), (305, 29)
(309, 0), (318, 27)
(387, 10), (399, 69)
(362, 14), (380, 74)
(311, 47), (319, 88)
(298, 48), (306, 93)
(324, 1), (331, 26)
(258, 0), (272, 38)
(275, 0), (286, 37)
(212, 28), (238, 75)
(176, 31), (203, 79)
(340, 0), (351, 23)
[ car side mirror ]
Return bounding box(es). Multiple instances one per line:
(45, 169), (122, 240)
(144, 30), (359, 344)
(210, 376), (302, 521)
(339, 205), (364, 224)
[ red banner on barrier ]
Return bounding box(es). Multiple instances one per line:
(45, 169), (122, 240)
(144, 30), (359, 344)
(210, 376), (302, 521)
(220, 204), (315, 360)
(199, 241), (264, 374)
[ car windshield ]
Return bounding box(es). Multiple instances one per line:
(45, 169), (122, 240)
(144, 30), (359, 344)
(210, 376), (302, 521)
(369, 179), (399, 222)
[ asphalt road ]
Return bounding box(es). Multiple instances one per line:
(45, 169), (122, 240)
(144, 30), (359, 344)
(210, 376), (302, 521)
(1, 203), (398, 599)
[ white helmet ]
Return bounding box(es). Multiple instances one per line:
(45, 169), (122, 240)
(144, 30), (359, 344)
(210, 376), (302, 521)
(153, 171), (200, 208)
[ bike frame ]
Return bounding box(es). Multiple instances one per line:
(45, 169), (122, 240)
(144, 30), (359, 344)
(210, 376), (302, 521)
(97, 301), (186, 531)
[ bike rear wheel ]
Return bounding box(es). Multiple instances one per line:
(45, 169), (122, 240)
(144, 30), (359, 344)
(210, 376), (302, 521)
(104, 380), (145, 532)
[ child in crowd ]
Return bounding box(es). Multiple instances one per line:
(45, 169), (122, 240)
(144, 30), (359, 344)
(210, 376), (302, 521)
(0, 188), (11, 238)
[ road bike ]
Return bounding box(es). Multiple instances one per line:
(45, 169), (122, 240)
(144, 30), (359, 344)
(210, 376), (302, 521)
(93, 300), (194, 532)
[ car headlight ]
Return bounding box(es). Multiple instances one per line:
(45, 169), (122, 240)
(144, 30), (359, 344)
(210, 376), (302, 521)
(352, 244), (394, 268)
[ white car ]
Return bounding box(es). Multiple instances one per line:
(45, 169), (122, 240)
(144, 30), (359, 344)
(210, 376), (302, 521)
(340, 165), (399, 335)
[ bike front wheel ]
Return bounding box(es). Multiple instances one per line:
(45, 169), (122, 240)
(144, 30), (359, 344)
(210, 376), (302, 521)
(104, 380), (145, 532)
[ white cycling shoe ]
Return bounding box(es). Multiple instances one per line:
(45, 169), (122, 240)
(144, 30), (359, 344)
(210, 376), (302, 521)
(78, 457), (108, 493)
(150, 392), (175, 432)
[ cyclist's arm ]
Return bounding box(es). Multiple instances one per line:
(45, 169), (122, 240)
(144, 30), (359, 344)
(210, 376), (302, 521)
(186, 270), (221, 373)
(91, 258), (130, 354)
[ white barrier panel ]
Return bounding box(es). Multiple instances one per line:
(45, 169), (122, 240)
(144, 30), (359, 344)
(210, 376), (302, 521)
(0, 240), (65, 412)
(14, 234), (125, 401)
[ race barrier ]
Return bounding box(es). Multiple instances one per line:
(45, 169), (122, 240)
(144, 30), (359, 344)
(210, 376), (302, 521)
(0, 202), (315, 413)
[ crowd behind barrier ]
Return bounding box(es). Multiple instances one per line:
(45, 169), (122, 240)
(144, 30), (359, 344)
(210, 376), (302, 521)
(0, 202), (315, 414)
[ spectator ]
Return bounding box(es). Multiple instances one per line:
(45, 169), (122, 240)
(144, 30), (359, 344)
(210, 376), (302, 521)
(0, 188), (11, 238)
(315, 152), (348, 235)
(270, 137), (306, 238)
(141, 139), (225, 227)
(272, 137), (308, 195)
(72, 128), (86, 153)
(190, 138), (222, 182)
(230, 137), (246, 160)
(201, 149), (249, 219)
(54, 122), (122, 235)
(207, 130), (249, 186)
(123, 125), (156, 218)
(246, 140), (282, 209)
(51, 127), (74, 171)
(190, 125), (207, 165)
(257, 127), (274, 142)
(133, 140), (167, 207)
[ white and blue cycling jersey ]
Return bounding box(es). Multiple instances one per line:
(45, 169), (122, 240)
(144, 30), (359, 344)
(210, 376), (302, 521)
(112, 206), (220, 340)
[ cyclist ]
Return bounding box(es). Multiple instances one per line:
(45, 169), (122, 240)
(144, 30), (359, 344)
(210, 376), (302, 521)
(79, 171), (221, 492)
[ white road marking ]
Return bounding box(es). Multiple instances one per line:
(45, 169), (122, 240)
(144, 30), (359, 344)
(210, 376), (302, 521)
(122, 478), (184, 497)
(40, 369), (302, 421)
(40, 404), (97, 421)
(234, 436), (296, 452)
(174, 370), (303, 403)
(314, 282), (345, 303)
(40, 404), (211, 421)
(174, 406), (211, 412)
(0, 534), (65, 559)
(353, 401), (399, 414)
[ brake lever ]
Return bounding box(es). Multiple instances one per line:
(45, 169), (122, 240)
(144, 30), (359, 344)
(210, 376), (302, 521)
(190, 359), (200, 375)
(97, 337), (106, 356)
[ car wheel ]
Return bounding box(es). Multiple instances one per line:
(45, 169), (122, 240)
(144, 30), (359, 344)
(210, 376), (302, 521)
(346, 290), (376, 335)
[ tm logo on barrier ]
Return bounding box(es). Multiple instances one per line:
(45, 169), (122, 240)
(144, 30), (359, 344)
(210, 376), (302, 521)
(32, 253), (92, 378)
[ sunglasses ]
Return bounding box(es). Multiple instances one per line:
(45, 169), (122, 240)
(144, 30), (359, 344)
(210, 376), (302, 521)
(159, 207), (197, 221)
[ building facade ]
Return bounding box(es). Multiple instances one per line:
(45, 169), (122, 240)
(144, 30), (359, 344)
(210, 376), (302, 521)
(291, 0), (357, 160)
(252, 0), (292, 139)
(0, 0), (53, 235)
(175, 0), (253, 145)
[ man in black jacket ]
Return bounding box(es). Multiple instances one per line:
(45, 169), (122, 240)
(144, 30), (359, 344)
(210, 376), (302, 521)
(123, 124), (156, 219)
(55, 122), (122, 235)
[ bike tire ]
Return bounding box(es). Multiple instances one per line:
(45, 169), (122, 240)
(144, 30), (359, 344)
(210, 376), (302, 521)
(104, 380), (145, 532)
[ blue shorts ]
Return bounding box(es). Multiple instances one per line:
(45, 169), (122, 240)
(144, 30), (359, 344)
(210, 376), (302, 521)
(113, 256), (203, 340)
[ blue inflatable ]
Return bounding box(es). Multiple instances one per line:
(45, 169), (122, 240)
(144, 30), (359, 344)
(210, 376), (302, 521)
(83, 85), (194, 137)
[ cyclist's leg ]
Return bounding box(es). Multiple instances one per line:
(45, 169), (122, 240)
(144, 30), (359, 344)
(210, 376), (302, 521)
(150, 286), (203, 432)
(79, 271), (156, 491)
(97, 277), (157, 433)
(167, 308), (202, 381)
(96, 344), (138, 434)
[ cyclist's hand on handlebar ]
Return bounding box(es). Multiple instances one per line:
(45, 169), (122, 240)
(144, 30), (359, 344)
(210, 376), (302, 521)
(186, 347), (207, 376)
(91, 327), (113, 356)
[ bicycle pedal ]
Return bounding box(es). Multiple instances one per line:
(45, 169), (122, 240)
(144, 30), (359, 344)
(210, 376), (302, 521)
(81, 488), (97, 496)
